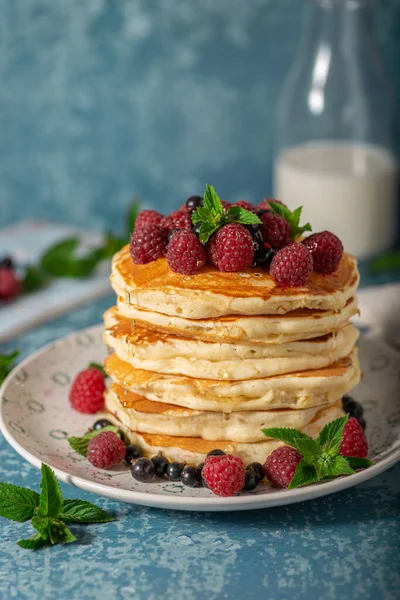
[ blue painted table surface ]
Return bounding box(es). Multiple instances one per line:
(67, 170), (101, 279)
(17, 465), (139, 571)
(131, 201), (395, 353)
(0, 281), (399, 600)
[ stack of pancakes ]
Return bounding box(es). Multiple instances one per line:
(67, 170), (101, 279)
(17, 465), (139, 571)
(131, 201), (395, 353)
(102, 245), (361, 465)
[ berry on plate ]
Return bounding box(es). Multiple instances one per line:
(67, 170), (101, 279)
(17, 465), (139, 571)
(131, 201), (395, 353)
(166, 230), (206, 275)
(302, 230), (343, 274)
(87, 431), (126, 469)
(135, 209), (163, 230)
(231, 200), (257, 213)
(339, 417), (368, 458)
(260, 212), (291, 250)
(0, 267), (22, 300)
(160, 210), (192, 232)
(263, 447), (302, 488)
(207, 223), (254, 272)
(69, 367), (106, 414)
(270, 242), (313, 287)
(131, 457), (156, 482)
(202, 454), (245, 496)
(130, 225), (169, 264)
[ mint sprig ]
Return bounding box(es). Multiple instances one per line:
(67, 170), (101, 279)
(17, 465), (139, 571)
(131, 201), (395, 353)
(0, 350), (20, 385)
(192, 184), (261, 244)
(67, 425), (119, 457)
(268, 201), (312, 240)
(0, 464), (115, 550)
(263, 415), (373, 489)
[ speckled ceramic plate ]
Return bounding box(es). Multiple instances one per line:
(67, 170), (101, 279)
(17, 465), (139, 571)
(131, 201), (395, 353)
(1, 325), (399, 511)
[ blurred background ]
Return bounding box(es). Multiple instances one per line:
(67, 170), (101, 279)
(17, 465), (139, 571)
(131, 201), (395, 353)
(0, 0), (399, 233)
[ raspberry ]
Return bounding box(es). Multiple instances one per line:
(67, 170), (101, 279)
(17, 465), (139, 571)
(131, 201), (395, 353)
(87, 431), (126, 469)
(130, 225), (168, 264)
(220, 200), (232, 211)
(231, 200), (256, 213)
(270, 243), (313, 287)
(207, 224), (254, 272)
(302, 230), (344, 274)
(135, 209), (163, 230)
(160, 210), (192, 231)
(0, 267), (22, 299)
(202, 454), (245, 496)
(263, 446), (302, 488)
(69, 367), (106, 414)
(257, 198), (286, 211)
(339, 417), (368, 458)
(166, 230), (206, 275)
(260, 212), (291, 250)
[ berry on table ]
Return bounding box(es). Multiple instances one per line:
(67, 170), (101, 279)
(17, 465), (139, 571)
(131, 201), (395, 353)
(202, 454), (245, 497)
(302, 230), (343, 274)
(231, 200), (257, 213)
(246, 462), (264, 483)
(166, 462), (186, 481)
(87, 431), (126, 469)
(160, 210), (192, 232)
(270, 243), (313, 287)
(207, 224), (254, 272)
(0, 267), (22, 300)
(92, 418), (112, 431)
(166, 230), (206, 275)
(242, 469), (259, 492)
(186, 196), (203, 213)
(340, 417), (368, 458)
(131, 457), (156, 482)
(181, 465), (201, 487)
(135, 210), (163, 230)
(130, 225), (169, 264)
(125, 444), (143, 465)
(263, 447), (302, 488)
(206, 449), (226, 458)
(260, 212), (291, 250)
(69, 367), (106, 414)
(151, 453), (169, 476)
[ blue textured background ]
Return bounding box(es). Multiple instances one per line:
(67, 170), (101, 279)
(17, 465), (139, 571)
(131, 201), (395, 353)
(0, 0), (399, 230)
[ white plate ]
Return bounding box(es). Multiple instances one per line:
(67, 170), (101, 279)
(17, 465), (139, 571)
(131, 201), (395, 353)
(1, 325), (399, 511)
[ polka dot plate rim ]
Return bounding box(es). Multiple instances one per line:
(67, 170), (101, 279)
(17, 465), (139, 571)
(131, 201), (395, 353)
(0, 324), (399, 511)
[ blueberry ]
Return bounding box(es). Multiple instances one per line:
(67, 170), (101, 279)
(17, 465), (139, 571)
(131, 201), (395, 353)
(151, 453), (169, 477)
(166, 461), (185, 481)
(246, 462), (264, 483)
(242, 469), (259, 492)
(186, 195), (203, 214)
(0, 256), (13, 269)
(168, 228), (181, 242)
(92, 418), (112, 431)
(131, 457), (155, 482)
(125, 444), (143, 465)
(206, 449), (226, 458)
(342, 395), (364, 420)
(254, 245), (275, 267)
(191, 222), (201, 236)
(246, 223), (262, 238)
(181, 466), (201, 487)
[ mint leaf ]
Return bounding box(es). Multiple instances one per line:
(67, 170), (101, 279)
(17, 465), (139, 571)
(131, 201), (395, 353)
(0, 483), (39, 522)
(347, 457), (373, 470)
(225, 207), (261, 225)
(317, 415), (349, 456)
(60, 499), (115, 523)
(67, 425), (119, 457)
(127, 201), (141, 235)
(88, 362), (106, 376)
(262, 427), (314, 452)
(0, 350), (20, 385)
(294, 438), (321, 465)
(269, 203), (312, 240)
(202, 184), (224, 219)
(47, 518), (76, 544)
(198, 222), (220, 245)
(325, 455), (354, 477)
(370, 250), (400, 274)
(22, 265), (49, 294)
(40, 238), (101, 278)
(37, 465), (62, 518)
(288, 461), (320, 489)
(17, 533), (48, 550)
(31, 515), (51, 539)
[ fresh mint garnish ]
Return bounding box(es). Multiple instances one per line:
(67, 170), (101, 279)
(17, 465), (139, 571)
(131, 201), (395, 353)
(0, 463), (115, 550)
(0, 350), (20, 385)
(67, 425), (119, 457)
(263, 414), (372, 489)
(268, 201), (312, 240)
(370, 250), (400, 274)
(88, 362), (107, 376)
(192, 184), (261, 244)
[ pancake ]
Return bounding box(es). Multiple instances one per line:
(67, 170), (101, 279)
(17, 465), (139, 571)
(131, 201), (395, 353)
(105, 402), (345, 464)
(116, 295), (359, 345)
(104, 349), (361, 412)
(111, 245), (359, 318)
(103, 307), (359, 380)
(105, 383), (340, 443)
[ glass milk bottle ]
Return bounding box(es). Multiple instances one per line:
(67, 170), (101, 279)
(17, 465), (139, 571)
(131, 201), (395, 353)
(274, 0), (398, 259)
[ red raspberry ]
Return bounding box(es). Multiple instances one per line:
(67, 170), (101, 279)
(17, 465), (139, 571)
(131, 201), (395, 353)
(0, 267), (22, 299)
(160, 210), (192, 231)
(231, 200), (256, 213)
(263, 446), (302, 488)
(134, 209), (163, 230)
(220, 200), (232, 211)
(340, 417), (368, 458)
(270, 243), (313, 287)
(302, 231), (344, 274)
(207, 224), (254, 272)
(130, 225), (168, 264)
(260, 212), (291, 250)
(87, 431), (126, 469)
(202, 454), (245, 496)
(166, 230), (206, 275)
(257, 198), (286, 211)
(69, 367), (106, 414)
